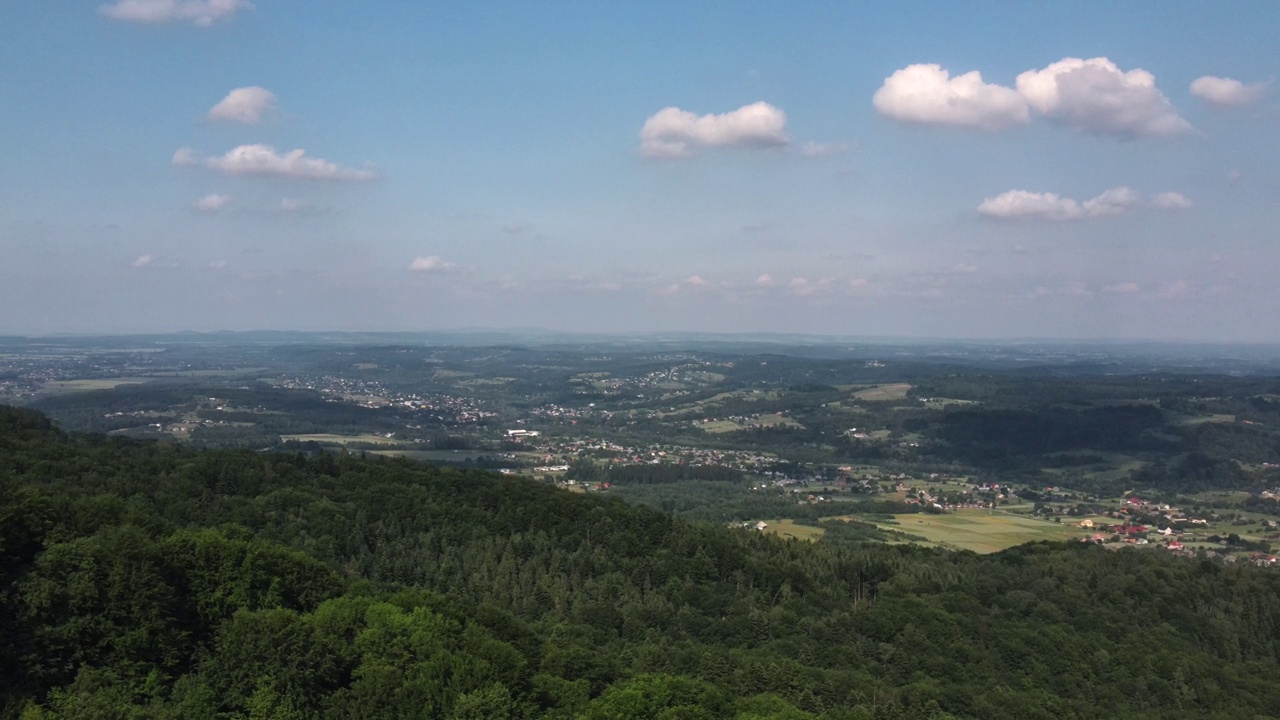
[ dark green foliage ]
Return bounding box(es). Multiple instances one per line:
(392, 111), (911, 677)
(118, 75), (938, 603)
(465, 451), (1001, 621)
(3, 405), (1280, 718)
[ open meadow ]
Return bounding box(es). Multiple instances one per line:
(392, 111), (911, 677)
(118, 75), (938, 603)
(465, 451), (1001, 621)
(861, 509), (1087, 553)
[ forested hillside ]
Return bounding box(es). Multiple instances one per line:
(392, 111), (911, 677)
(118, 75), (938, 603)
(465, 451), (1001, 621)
(3, 404), (1280, 719)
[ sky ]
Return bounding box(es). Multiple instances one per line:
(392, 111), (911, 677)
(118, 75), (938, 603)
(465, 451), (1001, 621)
(1, 2), (1278, 341)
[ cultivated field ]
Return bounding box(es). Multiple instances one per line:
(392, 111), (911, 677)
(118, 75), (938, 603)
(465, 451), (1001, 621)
(281, 433), (402, 445)
(861, 509), (1086, 553)
(760, 519), (825, 542)
(851, 383), (912, 401)
(40, 378), (150, 394)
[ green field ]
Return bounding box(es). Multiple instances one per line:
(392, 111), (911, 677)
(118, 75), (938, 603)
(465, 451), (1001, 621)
(40, 378), (151, 394)
(698, 413), (802, 433)
(281, 433), (403, 445)
(1176, 414), (1237, 426)
(371, 449), (493, 462)
(851, 383), (912, 401)
(698, 420), (744, 433)
(760, 519), (825, 542)
(861, 510), (1086, 553)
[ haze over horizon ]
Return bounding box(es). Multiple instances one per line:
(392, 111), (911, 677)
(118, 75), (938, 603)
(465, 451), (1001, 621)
(2, 2), (1277, 342)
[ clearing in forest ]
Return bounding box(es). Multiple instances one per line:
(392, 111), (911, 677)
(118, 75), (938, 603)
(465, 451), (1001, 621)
(861, 509), (1084, 553)
(281, 433), (403, 445)
(851, 383), (912, 401)
(759, 519), (825, 542)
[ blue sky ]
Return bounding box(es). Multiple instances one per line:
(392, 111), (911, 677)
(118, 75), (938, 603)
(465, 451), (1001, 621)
(2, 2), (1278, 340)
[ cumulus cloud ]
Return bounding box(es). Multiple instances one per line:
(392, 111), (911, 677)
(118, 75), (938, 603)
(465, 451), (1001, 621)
(1189, 76), (1270, 106)
(873, 64), (1030, 130)
(799, 141), (852, 157)
(173, 145), (375, 181)
(979, 187), (1187, 221)
(685, 275), (708, 287)
(1156, 279), (1190, 300)
(1104, 282), (1141, 295)
(408, 256), (455, 273)
(1015, 57), (1191, 138)
(754, 273), (775, 287)
(638, 101), (788, 158)
(194, 193), (230, 212)
(132, 254), (156, 268)
(207, 86), (277, 123)
(1150, 191), (1192, 210)
(977, 190), (1083, 221)
(1081, 186), (1141, 217)
(99, 0), (251, 26)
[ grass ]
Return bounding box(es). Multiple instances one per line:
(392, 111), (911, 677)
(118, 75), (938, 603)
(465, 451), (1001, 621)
(696, 413), (803, 433)
(851, 383), (912, 401)
(760, 519), (825, 542)
(40, 378), (150, 394)
(920, 397), (978, 409)
(698, 420), (744, 433)
(281, 433), (403, 445)
(371, 449), (492, 461)
(858, 509), (1086, 553)
(1176, 414), (1237, 426)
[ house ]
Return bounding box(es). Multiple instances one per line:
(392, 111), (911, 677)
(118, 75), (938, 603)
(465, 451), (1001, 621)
(1078, 519), (1094, 528)
(755, 521), (769, 531)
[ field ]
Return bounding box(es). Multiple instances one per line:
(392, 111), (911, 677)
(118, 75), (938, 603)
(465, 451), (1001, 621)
(760, 519), (825, 542)
(861, 509), (1086, 553)
(851, 383), (912, 401)
(281, 433), (402, 445)
(40, 378), (150, 394)
(698, 420), (744, 433)
(697, 413), (802, 433)
(1176, 414), (1237, 426)
(371, 449), (494, 462)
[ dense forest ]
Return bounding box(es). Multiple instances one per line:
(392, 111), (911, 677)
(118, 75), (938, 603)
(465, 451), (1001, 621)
(3, 404), (1280, 718)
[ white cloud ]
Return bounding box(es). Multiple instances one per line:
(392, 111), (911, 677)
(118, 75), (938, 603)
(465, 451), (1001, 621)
(1081, 186), (1140, 217)
(977, 190), (1083, 221)
(755, 273), (775, 287)
(949, 263), (978, 274)
(173, 145), (375, 181)
(980, 187), (1183, 221)
(208, 86), (277, 124)
(638, 101), (788, 158)
(1150, 191), (1192, 210)
(1065, 281), (1093, 298)
(787, 277), (836, 296)
(279, 198), (306, 212)
(1156, 279), (1190, 299)
(873, 64), (1030, 130)
(132, 254), (156, 268)
(788, 277), (812, 295)
(99, 0), (251, 26)
(1190, 76), (1270, 106)
(1015, 57), (1191, 138)
(1104, 282), (1141, 295)
(194, 193), (230, 212)
(799, 141), (852, 157)
(408, 256), (455, 273)
(685, 275), (708, 287)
